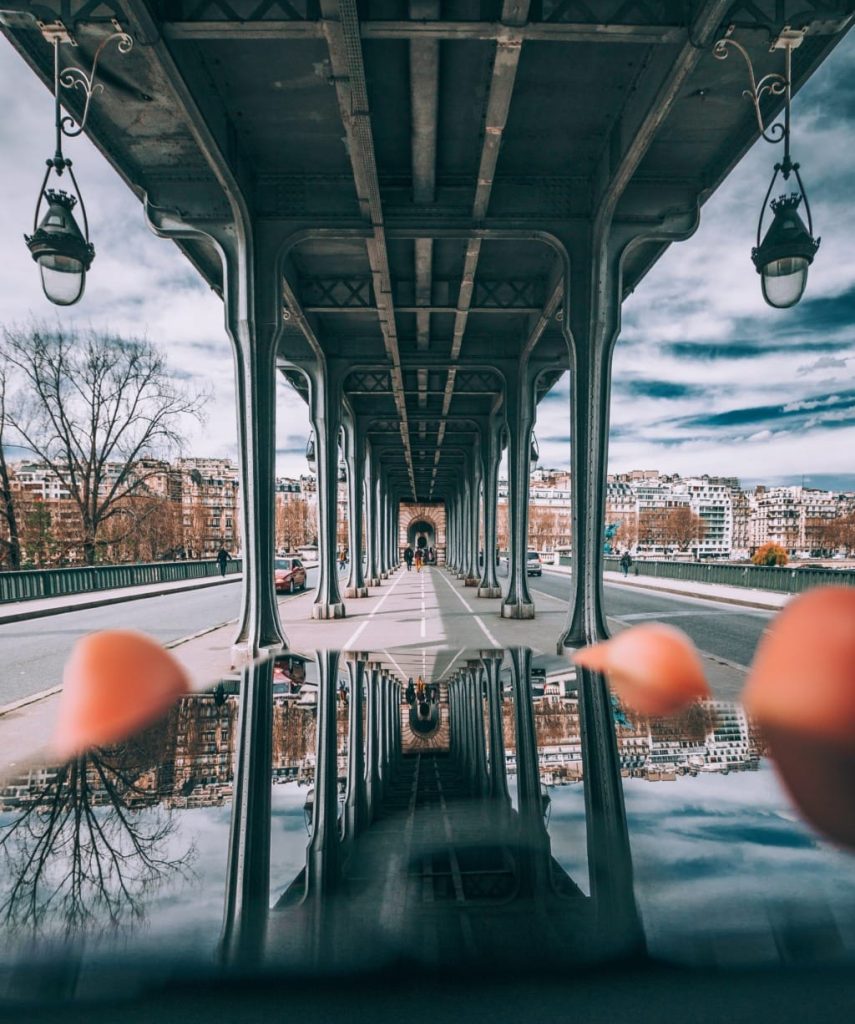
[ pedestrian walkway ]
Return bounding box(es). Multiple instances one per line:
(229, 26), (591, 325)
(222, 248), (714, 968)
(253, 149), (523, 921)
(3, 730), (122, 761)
(545, 564), (790, 611)
(0, 571), (242, 625)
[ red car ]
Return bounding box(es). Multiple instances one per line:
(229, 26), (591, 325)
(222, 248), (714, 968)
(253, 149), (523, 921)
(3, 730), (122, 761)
(274, 556), (307, 594)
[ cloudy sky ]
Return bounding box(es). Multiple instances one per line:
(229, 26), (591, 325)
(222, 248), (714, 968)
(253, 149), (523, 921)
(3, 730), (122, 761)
(1, 29), (853, 489)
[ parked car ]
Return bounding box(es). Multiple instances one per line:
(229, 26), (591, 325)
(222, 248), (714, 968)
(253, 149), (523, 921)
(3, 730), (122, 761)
(275, 556), (307, 593)
(526, 550), (543, 576)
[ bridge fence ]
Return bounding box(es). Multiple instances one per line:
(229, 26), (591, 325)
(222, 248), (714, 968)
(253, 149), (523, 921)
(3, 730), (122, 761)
(0, 559), (242, 604)
(554, 555), (855, 594)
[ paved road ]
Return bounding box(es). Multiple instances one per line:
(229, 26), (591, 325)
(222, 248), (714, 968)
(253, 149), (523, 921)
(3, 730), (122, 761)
(0, 560), (773, 709)
(0, 568), (320, 708)
(529, 569), (773, 669)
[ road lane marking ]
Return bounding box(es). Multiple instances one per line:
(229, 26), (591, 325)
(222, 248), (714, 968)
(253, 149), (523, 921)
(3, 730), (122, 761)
(342, 569), (406, 649)
(529, 587), (566, 605)
(436, 571), (500, 647)
(615, 609), (746, 622)
(384, 648), (409, 680)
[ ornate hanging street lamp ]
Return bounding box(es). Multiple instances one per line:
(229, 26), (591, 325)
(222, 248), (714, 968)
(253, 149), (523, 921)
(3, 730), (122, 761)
(24, 20), (132, 305)
(714, 26), (820, 308)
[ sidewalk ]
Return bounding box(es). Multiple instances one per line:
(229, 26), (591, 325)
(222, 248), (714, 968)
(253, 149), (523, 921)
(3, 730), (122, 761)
(0, 572), (243, 625)
(0, 561), (322, 625)
(544, 564), (788, 611)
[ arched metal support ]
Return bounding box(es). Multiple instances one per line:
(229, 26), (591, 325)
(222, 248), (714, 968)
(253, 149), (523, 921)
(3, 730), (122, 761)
(477, 417), (503, 598)
(144, 207), (287, 662)
(365, 444), (381, 587)
(342, 415), (368, 598)
(464, 448), (481, 587)
(307, 363), (346, 619)
(502, 363), (538, 619)
(305, 650), (342, 898)
(555, 213), (700, 650)
(220, 656), (274, 964)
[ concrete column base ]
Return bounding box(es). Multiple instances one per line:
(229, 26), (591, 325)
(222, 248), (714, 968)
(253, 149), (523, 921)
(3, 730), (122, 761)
(345, 586), (369, 598)
(229, 639), (285, 669)
(500, 601), (536, 620)
(464, 576), (478, 587)
(312, 602), (346, 620)
(456, 571), (467, 580)
(380, 571), (389, 580)
(477, 585), (502, 598)
(368, 577), (381, 587)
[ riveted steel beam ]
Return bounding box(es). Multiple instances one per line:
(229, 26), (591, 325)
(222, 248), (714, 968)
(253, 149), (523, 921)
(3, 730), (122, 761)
(161, 20), (686, 44)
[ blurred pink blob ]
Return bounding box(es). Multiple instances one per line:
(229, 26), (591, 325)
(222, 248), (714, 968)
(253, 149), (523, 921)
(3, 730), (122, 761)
(53, 629), (191, 759)
(742, 587), (855, 850)
(572, 623), (710, 716)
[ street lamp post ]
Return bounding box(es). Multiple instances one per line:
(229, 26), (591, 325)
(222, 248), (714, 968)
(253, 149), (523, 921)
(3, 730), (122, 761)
(23, 20), (132, 306)
(714, 26), (820, 309)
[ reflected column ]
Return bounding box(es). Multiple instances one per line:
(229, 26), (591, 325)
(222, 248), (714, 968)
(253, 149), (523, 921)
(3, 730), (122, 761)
(481, 648), (510, 806)
(343, 652), (369, 844)
(509, 647), (549, 895)
(305, 650), (341, 897)
(221, 656), (274, 964)
(365, 661), (382, 822)
(467, 659), (488, 795)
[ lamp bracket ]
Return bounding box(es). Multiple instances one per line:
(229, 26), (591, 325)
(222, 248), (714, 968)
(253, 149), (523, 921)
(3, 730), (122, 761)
(713, 26), (793, 146)
(37, 19), (75, 45)
(56, 19), (134, 140)
(770, 26), (807, 52)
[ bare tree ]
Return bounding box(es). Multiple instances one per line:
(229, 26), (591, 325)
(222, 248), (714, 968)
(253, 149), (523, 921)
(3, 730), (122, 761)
(528, 505), (558, 551)
(275, 496), (316, 552)
(0, 364), (22, 569)
(0, 741), (195, 937)
(2, 324), (207, 565)
(664, 506), (707, 552)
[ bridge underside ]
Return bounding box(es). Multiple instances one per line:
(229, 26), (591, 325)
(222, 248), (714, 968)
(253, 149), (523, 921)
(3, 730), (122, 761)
(1, 1), (851, 648)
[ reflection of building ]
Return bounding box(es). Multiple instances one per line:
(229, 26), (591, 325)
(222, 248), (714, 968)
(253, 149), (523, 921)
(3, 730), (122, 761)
(496, 664), (761, 785)
(0, 680), (332, 813)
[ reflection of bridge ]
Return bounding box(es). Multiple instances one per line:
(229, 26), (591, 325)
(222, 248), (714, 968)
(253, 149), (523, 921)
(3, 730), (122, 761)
(2, 3), (850, 657)
(222, 648), (640, 967)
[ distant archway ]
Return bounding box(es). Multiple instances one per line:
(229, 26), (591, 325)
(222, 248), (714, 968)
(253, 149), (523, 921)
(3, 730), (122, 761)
(408, 518), (436, 552)
(398, 502), (446, 564)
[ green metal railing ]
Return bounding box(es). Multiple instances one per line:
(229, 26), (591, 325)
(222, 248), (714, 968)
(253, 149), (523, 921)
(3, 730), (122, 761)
(0, 559), (242, 604)
(600, 557), (855, 594)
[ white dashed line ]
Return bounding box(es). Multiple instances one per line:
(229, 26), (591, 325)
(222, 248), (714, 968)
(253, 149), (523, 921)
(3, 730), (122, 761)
(436, 571), (500, 647)
(342, 570), (406, 649)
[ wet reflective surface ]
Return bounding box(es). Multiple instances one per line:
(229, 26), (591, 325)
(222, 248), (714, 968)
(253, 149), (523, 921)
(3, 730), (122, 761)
(1, 647), (854, 1006)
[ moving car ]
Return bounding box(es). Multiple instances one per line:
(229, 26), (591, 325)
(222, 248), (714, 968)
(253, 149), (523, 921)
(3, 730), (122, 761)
(275, 556), (307, 593)
(526, 550), (543, 576)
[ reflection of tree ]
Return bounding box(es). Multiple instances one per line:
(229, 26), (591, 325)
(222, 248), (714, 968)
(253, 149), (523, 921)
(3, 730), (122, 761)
(0, 741), (195, 937)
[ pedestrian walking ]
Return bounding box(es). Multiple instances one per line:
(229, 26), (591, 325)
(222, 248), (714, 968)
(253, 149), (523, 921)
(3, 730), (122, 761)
(620, 551), (632, 578)
(404, 545), (414, 571)
(216, 545), (230, 577)
(414, 548), (423, 572)
(338, 548), (348, 572)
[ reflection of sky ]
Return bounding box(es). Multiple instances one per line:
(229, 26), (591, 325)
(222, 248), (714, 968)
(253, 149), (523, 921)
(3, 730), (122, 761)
(547, 761), (855, 966)
(270, 783), (313, 905)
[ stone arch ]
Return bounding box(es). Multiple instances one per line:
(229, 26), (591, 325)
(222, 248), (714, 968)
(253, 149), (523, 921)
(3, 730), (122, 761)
(398, 502), (447, 564)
